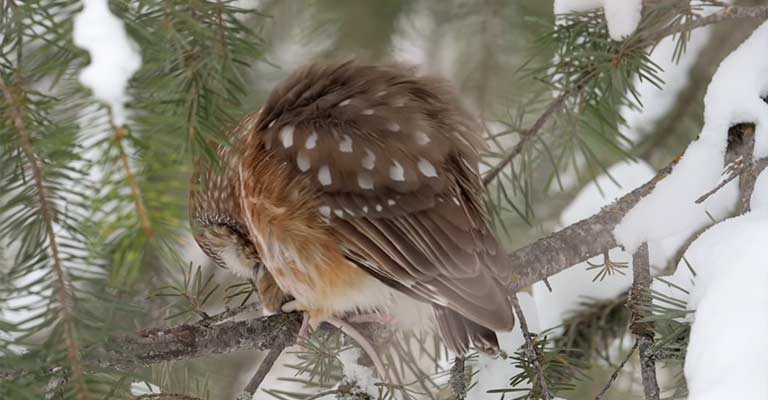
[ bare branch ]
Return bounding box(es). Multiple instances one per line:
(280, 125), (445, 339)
(88, 313), (302, 372)
(512, 296), (550, 400)
(593, 340), (639, 400)
(236, 344), (285, 399)
(630, 244), (660, 400)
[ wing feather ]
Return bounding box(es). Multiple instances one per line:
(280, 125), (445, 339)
(254, 61), (514, 332)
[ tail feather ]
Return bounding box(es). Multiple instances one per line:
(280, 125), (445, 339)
(433, 305), (503, 355)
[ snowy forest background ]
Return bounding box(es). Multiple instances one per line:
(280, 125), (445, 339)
(2, 0), (768, 399)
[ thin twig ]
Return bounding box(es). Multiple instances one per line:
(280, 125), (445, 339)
(483, 3), (768, 189)
(0, 76), (89, 400)
(114, 125), (153, 238)
(511, 295), (550, 400)
(201, 301), (261, 325)
(648, 4), (768, 45)
(237, 345), (285, 399)
(482, 90), (569, 186)
(593, 340), (639, 400)
(630, 244), (660, 400)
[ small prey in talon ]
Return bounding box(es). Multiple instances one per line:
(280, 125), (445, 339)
(189, 61), (517, 381)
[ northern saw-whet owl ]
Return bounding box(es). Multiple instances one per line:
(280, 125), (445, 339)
(189, 61), (515, 355)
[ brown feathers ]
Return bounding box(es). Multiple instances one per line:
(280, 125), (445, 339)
(193, 61), (514, 354)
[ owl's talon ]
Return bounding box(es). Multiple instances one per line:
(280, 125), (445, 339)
(281, 299), (302, 314)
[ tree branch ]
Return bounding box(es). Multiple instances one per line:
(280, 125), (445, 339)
(512, 295), (550, 400)
(648, 4), (768, 45)
(0, 76), (89, 400)
(630, 243), (660, 400)
(236, 344), (285, 399)
(88, 313), (301, 372)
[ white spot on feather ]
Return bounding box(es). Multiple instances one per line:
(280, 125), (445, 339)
(417, 158), (437, 177)
(375, 204), (383, 212)
(334, 209), (344, 218)
(358, 173), (374, 190)
(387, 199), (396, 206)
(453, 196), (461, 206)
(280, 125), (294, 148)
(361, 109), (375, 115)
(319, 206), (331, 218)
(415, 131), (430, 145)
(376, 90), (387, 97)
(296, 151), (311, 172)
(339, 134), (353, 153)
(268, 120), (275, 128)
(387, 122), (401, 132)
(339, 99), (351, 106)
(362, 149), (376, 170)
(362, 205), (369, 213)
(306, 131), (318, 149)
(318, 165), (332, 186)
(389, 160), (405, 181)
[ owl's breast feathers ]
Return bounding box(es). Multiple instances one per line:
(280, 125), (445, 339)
(237, 61), (514, 354)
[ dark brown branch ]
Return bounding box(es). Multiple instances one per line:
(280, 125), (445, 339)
(630, 244), (660, 400)
(512, 296), (550, 400)
(237, 344), (285, 399)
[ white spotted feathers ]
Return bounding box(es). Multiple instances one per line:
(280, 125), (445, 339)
(256, 62), (485, 220)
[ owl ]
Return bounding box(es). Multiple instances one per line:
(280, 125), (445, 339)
(189, 61), (515, 355)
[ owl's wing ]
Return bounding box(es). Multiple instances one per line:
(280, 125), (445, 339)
(254, 62), (514, 331)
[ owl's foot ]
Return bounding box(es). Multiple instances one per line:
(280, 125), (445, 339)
(281, 300), (321, 339)
(325, 316), (389, 383)
(280, 301), (389, 382)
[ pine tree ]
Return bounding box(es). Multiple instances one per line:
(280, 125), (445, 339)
(2, 1), (768, 399)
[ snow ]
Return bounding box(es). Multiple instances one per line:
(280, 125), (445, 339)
(338, 348), (381, 397)
(614, 20), (768, 253)
(130, 381), (161, 396)
(73, 0), (141, 126)
(554, 0), (642, 41)
(671, 173), (768, 400)
(602, 0), (642, 41)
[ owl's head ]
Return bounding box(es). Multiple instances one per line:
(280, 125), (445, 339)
(189, 115), (262, 279)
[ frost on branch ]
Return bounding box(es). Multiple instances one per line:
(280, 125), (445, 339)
(73, 0), (141, 126)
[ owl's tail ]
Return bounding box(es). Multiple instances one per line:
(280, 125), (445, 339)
(433, 305), (500, 356)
